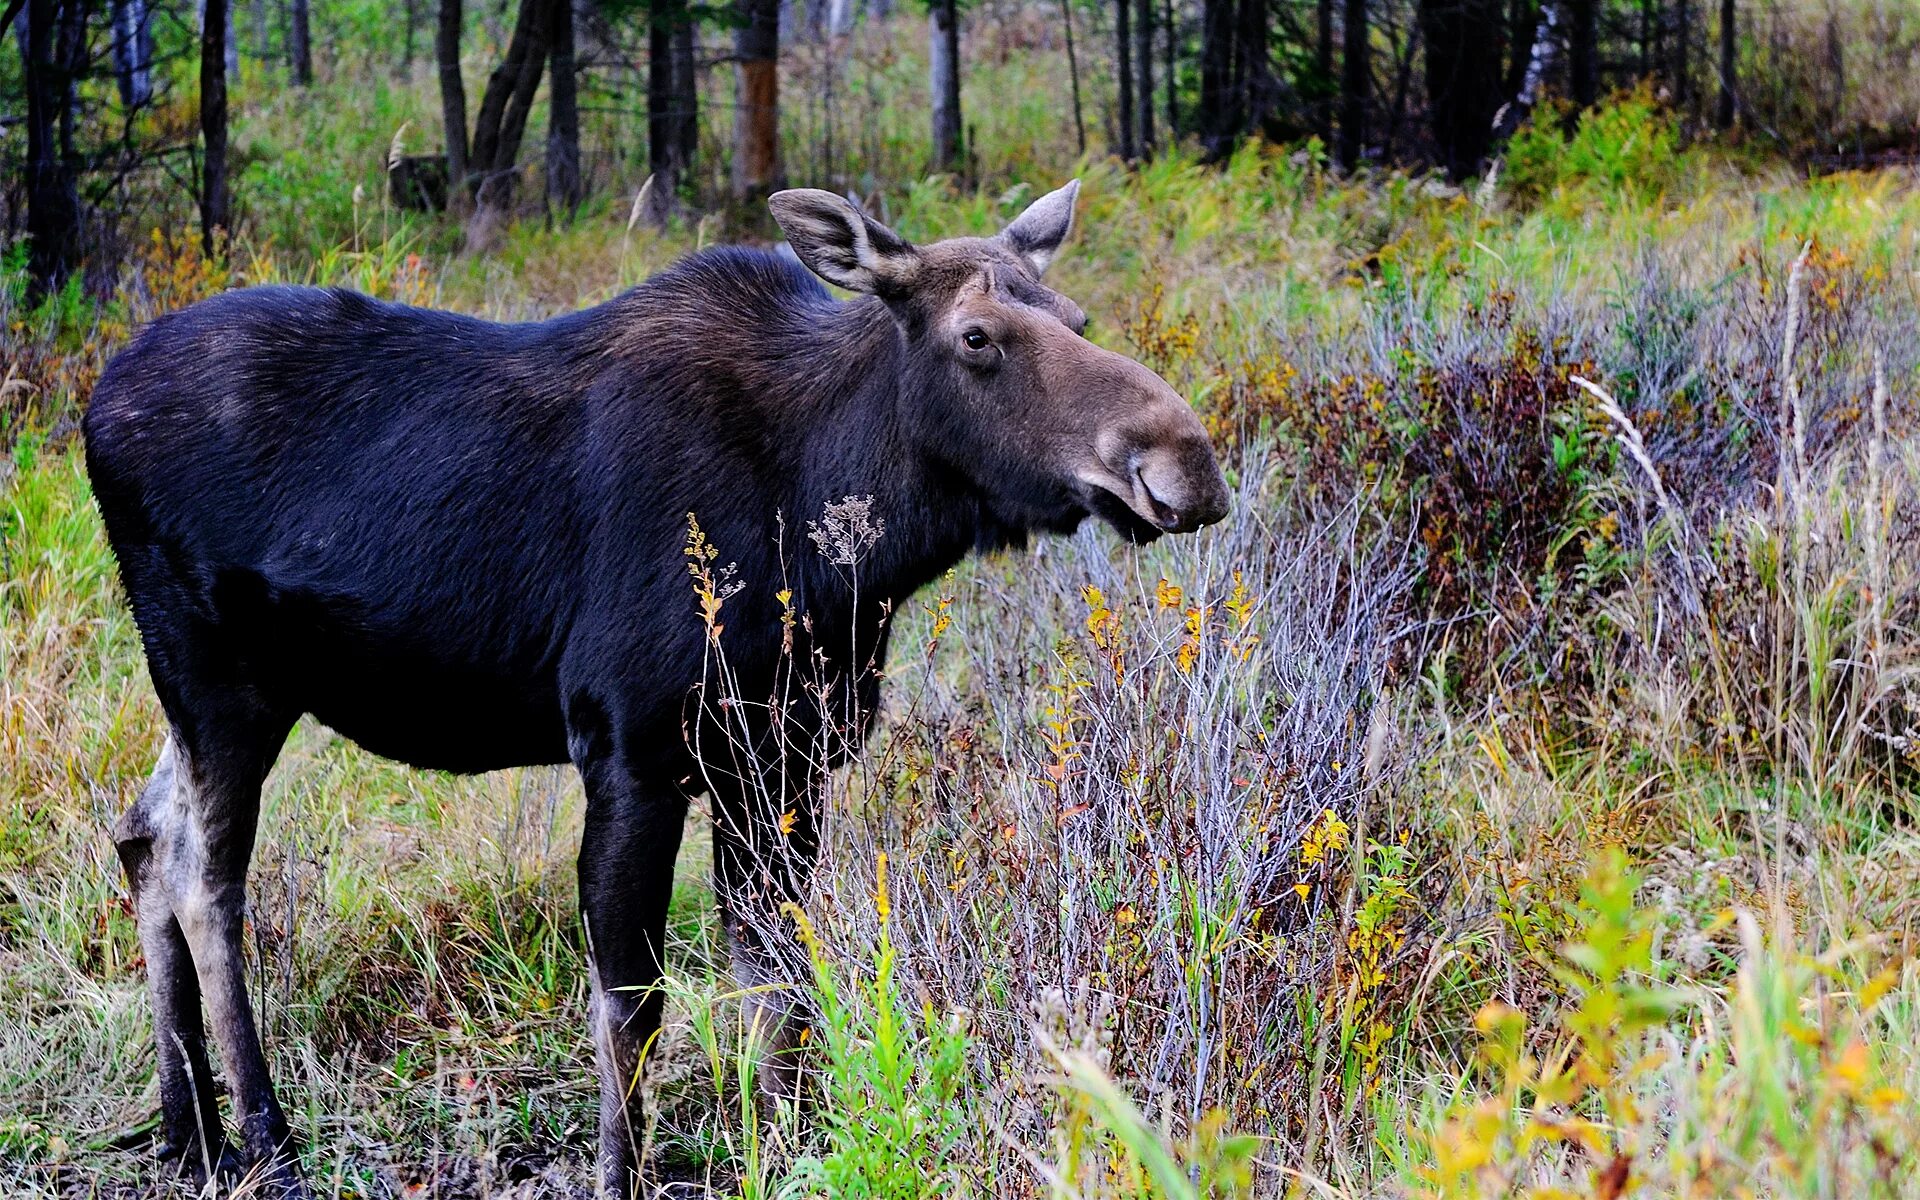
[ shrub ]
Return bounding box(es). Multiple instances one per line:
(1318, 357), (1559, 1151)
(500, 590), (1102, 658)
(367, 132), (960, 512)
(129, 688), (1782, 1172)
(1504, 91), (1682, 206)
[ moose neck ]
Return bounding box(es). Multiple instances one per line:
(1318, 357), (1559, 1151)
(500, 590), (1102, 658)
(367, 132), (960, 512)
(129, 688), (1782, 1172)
(768, 294), (1007, 613)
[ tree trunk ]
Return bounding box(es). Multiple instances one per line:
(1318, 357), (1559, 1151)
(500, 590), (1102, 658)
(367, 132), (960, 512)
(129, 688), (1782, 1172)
(252, 0), (266, 58)
(470, 0), (551, 210)
(1315, 0), (1333, 143)
(288, 0), (312, 83)
(201, 0), (230, 254)
(649, 0), (678, 184)
(1133, 0), (1154, 152)
(1235, 0), (1275, 140)
(1823, 0), (1842, 136)
(1714, 0), (1733, 128)
(672, 13), (698, 170)
(1061, 0), (1085, 154)
(1502, 0), (1533, 97)
(1338, 0), (1366, 169)
(1491, 0), (1556, 143)
(930, 0), (963, 171)
(546, 0), (581, 212)
(403, 0), (417, 72)
(1568, 0), (1596, 106)
(24, 0), (81, 296)
(438, 0), (469, 188)
(1199, 0), (1234, 157)
(111, 0), (154, 106)
(1115, 0), (1135, 160)
(732, 0), (781, 198)
(648, 0), (697, 217)
(55, 0), (82, 158)
(1674, 0), (1689, 113)
(197, 0), (238, 77)
(1421, 0), (1504, 180)
(1163, 0), (1175, 138)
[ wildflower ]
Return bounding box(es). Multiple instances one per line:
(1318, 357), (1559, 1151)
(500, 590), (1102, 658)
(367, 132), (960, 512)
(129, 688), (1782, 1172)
(808, 495), (885, 566)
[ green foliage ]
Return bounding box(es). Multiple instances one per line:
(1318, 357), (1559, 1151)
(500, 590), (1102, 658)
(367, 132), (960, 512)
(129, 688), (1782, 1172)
(783, 864), (975, 1199)
(1504, 91), (1681, 206)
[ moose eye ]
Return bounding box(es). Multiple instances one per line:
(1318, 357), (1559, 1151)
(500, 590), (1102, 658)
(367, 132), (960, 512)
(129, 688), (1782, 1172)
(963, 329), (991, 352)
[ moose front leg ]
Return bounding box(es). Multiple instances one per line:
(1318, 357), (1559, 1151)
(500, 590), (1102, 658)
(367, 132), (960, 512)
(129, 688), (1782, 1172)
(575, 753), (688, 1200)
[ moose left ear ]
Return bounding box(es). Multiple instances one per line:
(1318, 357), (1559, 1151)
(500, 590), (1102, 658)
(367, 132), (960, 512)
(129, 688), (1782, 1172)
(769, 188), (918, 294)
(998, 179), (1080, 276)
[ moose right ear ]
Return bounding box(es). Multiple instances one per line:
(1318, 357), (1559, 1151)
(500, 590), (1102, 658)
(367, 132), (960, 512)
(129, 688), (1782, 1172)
(769, 189), (917, 294)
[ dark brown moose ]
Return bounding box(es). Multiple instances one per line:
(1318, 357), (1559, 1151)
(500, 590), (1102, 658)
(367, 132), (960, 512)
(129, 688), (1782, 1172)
(82, 181), (1228, 1197)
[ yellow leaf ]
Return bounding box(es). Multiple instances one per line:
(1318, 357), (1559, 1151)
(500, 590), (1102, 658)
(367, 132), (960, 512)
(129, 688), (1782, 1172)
(1859, 967), (1899, 1012)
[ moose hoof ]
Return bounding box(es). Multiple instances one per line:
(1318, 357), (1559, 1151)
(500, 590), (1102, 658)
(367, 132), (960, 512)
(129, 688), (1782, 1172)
(154, 1131), (242, 1191)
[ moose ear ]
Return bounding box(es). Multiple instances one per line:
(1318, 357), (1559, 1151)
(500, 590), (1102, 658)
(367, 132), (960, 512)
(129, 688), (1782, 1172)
(768, 189), (916, 294)
(999, 179), (1080, 276)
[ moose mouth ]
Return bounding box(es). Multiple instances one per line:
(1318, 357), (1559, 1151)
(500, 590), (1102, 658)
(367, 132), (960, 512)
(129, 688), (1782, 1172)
(1083, 484), (1168, 544)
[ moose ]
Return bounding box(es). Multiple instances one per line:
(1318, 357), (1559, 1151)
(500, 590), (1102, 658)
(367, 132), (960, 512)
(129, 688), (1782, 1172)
(82, 180), (1228, 1196)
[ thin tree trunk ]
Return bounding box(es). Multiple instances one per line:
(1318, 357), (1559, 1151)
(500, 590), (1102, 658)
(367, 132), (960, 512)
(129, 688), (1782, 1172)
(24, 0), (80, 295)
(546, 0), (579, 212)
(1568, 0), (1597, 106)
(930, 0), (963, 171)
(1715, 0), (1733, 128)
(672, 14), (697, 170)
(1823, 0), (1842, 136)
(733, 0), (781, 197)
(438, 0), (469, 188)
(1316, 0), (1334, 143)
(470, 0), (551, 209)
(648, 0), (696, 218)
(1133, 0), (1154, 152)
(1060, 0), (1085, 154)
(650, 0), (678, 182)
(1675, 0), (1690, 113)
(201, 0), (230, 253)
(1115, 0), (1135, 160)
(1639, 0), (1651, 77)
(56, 0), (82, 158)
(288, 0), (312, 83)
(1502, 0), (1534, 98)
(1199, 0), (1233, 156)
(403, 0), (417, 72)
(1163, 0), (1175, 138)
(252, 0), (266, 58)
(1338, 0), (1367, 169)
(1235, 0), (1274, 139)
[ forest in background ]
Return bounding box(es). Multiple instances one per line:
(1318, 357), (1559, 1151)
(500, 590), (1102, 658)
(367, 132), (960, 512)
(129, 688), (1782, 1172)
(4, 0), (1920, 296)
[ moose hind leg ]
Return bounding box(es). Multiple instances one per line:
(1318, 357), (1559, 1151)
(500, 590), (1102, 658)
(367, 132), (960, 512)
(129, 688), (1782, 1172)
(114, 737), (231, 1183)
(151, 702), (304, 1194)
